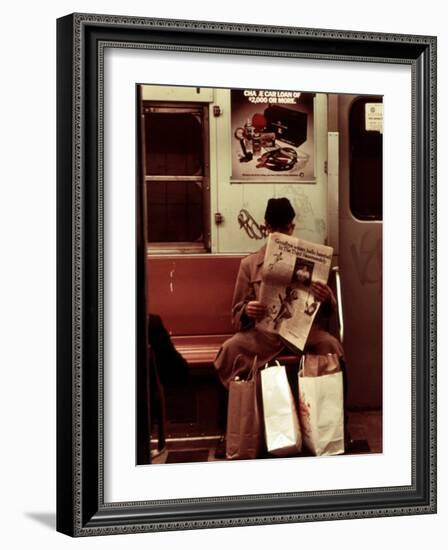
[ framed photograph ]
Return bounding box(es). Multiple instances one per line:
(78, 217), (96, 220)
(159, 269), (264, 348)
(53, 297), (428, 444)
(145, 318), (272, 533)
(56, 13), (436, 536)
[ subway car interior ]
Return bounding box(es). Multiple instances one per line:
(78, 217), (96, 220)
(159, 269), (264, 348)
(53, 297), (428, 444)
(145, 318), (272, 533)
(136, 85), (383, 465)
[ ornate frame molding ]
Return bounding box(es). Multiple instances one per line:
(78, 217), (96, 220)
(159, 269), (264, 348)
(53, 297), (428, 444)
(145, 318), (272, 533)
(57, 13), (437, 536)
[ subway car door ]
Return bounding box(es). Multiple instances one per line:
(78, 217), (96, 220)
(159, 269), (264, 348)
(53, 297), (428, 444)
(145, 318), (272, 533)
(338, 95), (383, 410)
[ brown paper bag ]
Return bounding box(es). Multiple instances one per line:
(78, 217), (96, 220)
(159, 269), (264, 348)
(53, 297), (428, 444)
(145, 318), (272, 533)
(226, 356), (263, 460)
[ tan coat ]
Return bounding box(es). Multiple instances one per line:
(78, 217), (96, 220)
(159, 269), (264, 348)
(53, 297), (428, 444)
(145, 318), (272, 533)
(214, 245), (343, 388)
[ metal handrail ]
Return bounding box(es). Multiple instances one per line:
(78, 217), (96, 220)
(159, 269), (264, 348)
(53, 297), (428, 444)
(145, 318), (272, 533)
(331, 265), (344, 344)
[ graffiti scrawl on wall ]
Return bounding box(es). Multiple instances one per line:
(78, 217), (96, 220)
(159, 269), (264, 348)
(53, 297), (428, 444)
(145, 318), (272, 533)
(277, 185), (327, 243)
(237, 209), (268, 240)
(350, 232), (382, 285)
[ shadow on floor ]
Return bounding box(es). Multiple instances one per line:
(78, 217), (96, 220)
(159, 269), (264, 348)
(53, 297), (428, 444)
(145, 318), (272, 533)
(25, 512), (56, 530)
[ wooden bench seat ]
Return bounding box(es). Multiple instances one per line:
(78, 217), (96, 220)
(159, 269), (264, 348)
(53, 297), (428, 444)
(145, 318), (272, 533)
(171, 334), (230, 365)
(147, 254), (299, 369)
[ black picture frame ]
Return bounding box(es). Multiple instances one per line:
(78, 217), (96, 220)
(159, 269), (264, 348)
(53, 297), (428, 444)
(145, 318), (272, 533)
(56, 13), (437, 536)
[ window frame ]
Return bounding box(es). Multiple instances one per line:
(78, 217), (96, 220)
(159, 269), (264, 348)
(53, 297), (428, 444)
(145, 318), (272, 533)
(140, 99), (211, 254)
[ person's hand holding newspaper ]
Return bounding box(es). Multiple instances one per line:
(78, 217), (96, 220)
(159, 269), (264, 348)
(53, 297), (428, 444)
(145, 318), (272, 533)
(310, 282), (332, 303)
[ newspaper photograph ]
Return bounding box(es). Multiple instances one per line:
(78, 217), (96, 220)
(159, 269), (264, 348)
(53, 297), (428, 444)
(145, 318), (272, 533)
(258, 233), (334, 350)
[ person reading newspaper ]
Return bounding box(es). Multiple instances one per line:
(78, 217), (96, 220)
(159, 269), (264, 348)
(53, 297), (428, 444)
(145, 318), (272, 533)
(214, 197), (345, 458)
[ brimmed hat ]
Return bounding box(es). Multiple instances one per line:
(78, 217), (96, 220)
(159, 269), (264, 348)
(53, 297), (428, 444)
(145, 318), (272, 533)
(264, 198), (295, 227)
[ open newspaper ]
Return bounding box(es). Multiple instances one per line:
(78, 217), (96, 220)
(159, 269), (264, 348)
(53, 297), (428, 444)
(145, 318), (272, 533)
(257, 233), (333, 351)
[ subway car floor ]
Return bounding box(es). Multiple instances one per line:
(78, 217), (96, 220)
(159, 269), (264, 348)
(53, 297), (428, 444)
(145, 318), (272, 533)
(150, 409), (382, 464)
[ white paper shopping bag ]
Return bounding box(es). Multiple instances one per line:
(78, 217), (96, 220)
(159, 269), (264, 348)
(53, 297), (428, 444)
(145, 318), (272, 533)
(298, 354), (344, 456)
(261, 361), (302, 456)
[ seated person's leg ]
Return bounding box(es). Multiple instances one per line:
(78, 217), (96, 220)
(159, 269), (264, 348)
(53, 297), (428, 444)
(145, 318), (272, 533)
(304, 327), (346, 398)
(215, 329), (284, 388)
(305, 327), (344, 356)
(214, 334), (255, 390)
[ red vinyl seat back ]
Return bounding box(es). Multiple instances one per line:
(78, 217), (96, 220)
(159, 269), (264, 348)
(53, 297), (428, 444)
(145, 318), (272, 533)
(147, 255), (244, 336)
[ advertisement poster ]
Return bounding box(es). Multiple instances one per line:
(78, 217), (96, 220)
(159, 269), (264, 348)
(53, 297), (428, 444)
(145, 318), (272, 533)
(231, 89), (315, 181)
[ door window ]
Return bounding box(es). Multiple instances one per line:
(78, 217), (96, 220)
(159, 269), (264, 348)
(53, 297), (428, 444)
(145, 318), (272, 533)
(349, 97), (383, 221)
